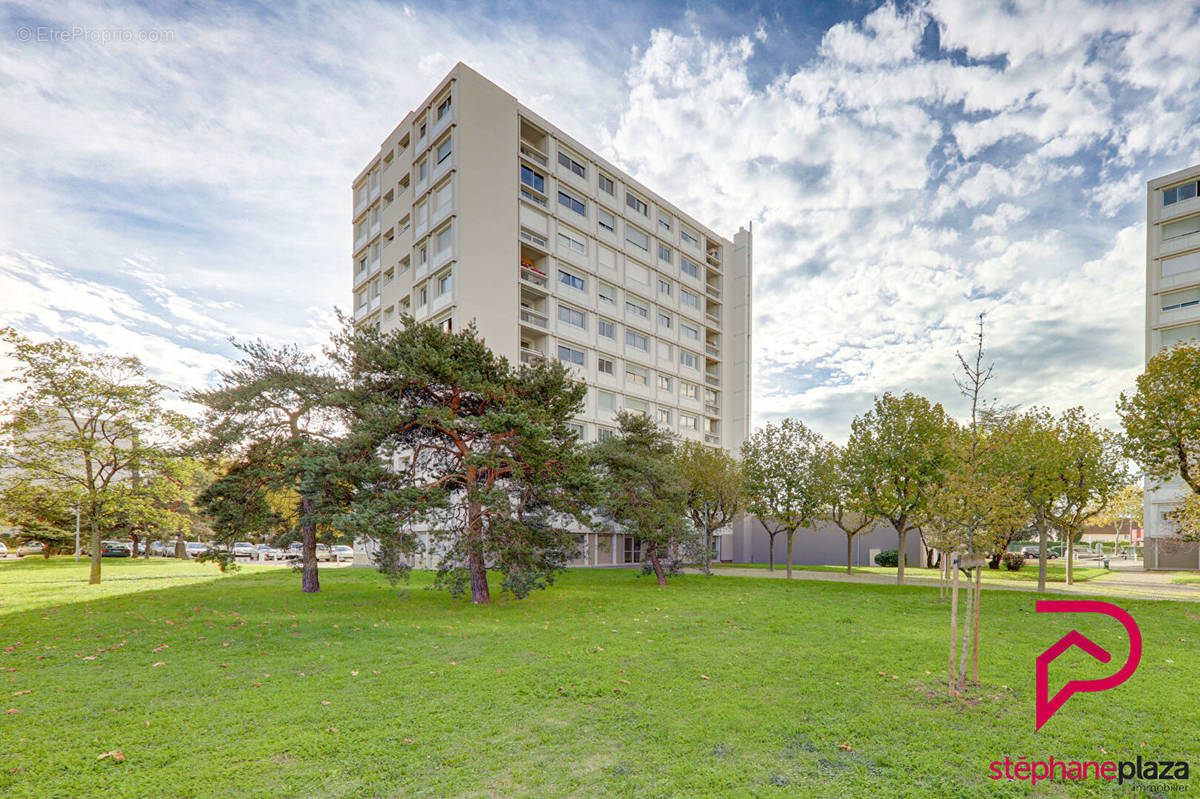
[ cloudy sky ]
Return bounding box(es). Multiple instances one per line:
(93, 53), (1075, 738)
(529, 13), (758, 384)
(2, 0), (1198, 441)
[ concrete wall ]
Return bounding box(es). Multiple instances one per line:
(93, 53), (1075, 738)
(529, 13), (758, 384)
(727, 516), (925, 568)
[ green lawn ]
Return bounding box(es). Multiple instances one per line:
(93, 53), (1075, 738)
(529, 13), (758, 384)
(712, 562), (1111, 583)
(1, 557), (1196, 798)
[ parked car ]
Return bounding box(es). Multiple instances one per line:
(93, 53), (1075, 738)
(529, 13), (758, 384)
(0, 541), (8, 558)
(149, 540), (166, 557)
(331, 545), (354, 563)
(1021, 546), (1059, 559)
(232, 542), (256, 559)
(316, 544), (332, 562)
(101, 540), (131, 558)
(16, 541), (44, 557)
(185, 542), (209, 559)
(253, 544), (271, 560)
(283, 542), (303, 561)
(261, 547), (287, 561)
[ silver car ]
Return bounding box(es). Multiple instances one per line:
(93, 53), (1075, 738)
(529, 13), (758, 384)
(331, 545), (354, 563)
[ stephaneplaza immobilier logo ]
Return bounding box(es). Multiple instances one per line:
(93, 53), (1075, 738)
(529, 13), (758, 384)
(988, 600), (1190, 790)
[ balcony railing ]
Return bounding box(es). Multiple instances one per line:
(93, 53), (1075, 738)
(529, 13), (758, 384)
(519, 308), (548, 329)
(706, 344), (720, 359)
(705, 374), (720, 387)
(520, 348), (546, 366)
(520, 142), (548, 167)
(520, 264), (549, 289)
(705, 283), (721, 299)
(705, 433), (720, 444)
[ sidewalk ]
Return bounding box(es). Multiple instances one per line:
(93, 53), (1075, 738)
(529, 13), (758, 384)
(696, 560), (1200, 602)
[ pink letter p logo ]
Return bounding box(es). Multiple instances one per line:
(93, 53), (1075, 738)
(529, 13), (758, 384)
(1035, 600), (1141, 731)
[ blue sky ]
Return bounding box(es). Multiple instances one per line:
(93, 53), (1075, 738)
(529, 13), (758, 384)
(2, 0), (1199, 440)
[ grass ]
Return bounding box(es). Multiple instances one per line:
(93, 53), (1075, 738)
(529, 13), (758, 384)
(712, 562), (1111, 583)
(2, 557), (1198, 798)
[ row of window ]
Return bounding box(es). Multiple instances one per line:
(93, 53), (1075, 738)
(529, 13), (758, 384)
(556, 265), (706, 314)
(521, 158), (713, 260)
(556, 342), (702, 372)
(1164, 180), (1199, 207)
(553, 299), (707, 348)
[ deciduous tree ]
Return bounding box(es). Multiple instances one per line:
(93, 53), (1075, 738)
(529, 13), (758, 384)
(674, 440), (740, 574)
(740, 418), (836, 578)
(1118, 342), (1200, 497)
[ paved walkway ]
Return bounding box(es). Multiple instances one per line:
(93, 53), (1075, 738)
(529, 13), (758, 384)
(696, 559), (1200, 602)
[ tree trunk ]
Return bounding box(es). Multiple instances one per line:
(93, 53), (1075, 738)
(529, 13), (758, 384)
(1066, 534), (1074, 585)
(130, 533), (140, 559)
(785, 530), (795, 579)
(88, 499), (101, 584)
(300, 495), (320, 594)
(1036, 521), (1047, 593)
(896, 524), (907, 585)
(647, 543), (667, 586)
(175, 534), (187, 559)
(957, 566), (973, 691)
(948, 556), (959, 696)
(702, 513), (712, 576)
(846, 532), (854, 575)
(766, 530), (777, 571)
(972, 565), (981, 683)
(465, 498), (490, 604)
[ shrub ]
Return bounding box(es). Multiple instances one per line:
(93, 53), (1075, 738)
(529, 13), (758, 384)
(874, 549), (899, 567)
(1002, 551), (1024, 571)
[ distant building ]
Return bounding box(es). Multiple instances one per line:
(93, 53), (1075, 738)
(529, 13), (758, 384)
(1144, 163), (1200, 568)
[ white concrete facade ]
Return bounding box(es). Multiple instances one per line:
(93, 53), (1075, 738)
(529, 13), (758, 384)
(350, 63), (752, 566)
(1144, 163), (1200, 568)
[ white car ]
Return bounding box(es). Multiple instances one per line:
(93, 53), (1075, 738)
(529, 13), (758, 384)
(331, 545), (354, 562)
(0, 541), (7, 558)
(185, 542), (209, 559)
(232, 542), (256, 559)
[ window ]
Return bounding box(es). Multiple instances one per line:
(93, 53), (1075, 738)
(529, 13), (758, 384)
(436, 271), (452, 296)
(599, 173), (614, 194)
(680, 414), (698, 430)
(557, 345), (585, 366)
(658, 278), (672, 296)
(598, 246), (616, 271)
(681, 257), (699, 278)
(657, 341), (672, 361)
(658, 312), (672, 329)
(1162, 323), (1200, 347)
(626, 262), (649, 284)
(681, 382), (698, 400)
(658, 244), (672, 264)
(598, 427), (616, 441)
(597, 390), (616, 412)
(558, 269), (586, 291)
(598, 282), (616, 304)
(1164, 181), (1199, 206)
(1162, 215), (1200, 240)
(417, 159), (427, 182)
(680, 351), (698, 368)
(626, 330), (648, 351)
(418, 285), (428, 306)
(623, 536), (642, 563)
(558, 150), (586, 178)
(1162, 288), (1200, 311)
(558, 231), (587, 256)
(598, 318), (615, 339)
(598, 357), (615, 375)
(658, 214), (671, 232)
(656, 407), (672, 424)
(626, 192), (648, 215)
(418, 244), (428, 266)
(656, 375), (671, 391)
(383, 267), (394, 284)
(625, 365), (648, 385)
(568, 422), (585, 438)
(434, 181), (452, 213)
(521, 165), (545, 193)
(625, 396), (648, 414)
(626, 226), (650, 251)
(436, 95), (452, 120)
(558, 190), (586, 216)
(435, 224), (453, 255)
(558, 305), (587, 329)
(681, 323), (699, 340)
(1163, 250), (1200, 278)
(681, 228), (699, 247)
(681, 289), (699, 309)
(418, 119), (427, 138)
(598, 208), (615, 232)
(625, 299), (648, 319)
(435, 136), (452, 164)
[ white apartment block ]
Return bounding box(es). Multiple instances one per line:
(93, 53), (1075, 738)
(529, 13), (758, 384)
(350, 63), (752, 567)
(1144, 163), (1200, 569)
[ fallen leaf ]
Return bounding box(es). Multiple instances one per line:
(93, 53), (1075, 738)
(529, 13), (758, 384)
(5, 709), (18, 715)
(320, 700), (331, 706)
(619, 679), (630, 685)
(351, 670), (359, 676)
(326, 727), (339, 733)
(152, 662), (166, 667)
(97, 750), (125, 762)
(838, 743), (852, 752)
(403, 738), (415, 744)
(699, 675), (710, 680)
(12, 690), (31, 697)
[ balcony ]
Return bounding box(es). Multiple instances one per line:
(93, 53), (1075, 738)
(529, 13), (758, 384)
(705, 282), (721, 300)
(705, 433), (720, 445)
(705, 373), (720, 388)
(706, 402), (720, 416)
(520, 142), (548, 168)
(706, 345), (719, 362)
(519, 307), (549, 330)
(706, 310), (721, 327)
(520, 347), (546, 366)
(353, 231), (370, 253)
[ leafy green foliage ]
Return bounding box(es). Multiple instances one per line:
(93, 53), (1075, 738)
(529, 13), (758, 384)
(674, 440), (740, 573)
(873, 549), (899, 567)
(335, 317), (597, 603)
(590, 412), (689, 586)
(1118, 342), (1200, 494)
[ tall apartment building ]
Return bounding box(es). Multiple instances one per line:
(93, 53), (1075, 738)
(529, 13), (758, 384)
(350, 63), (752, 566)
(1143, 163), (1200, 569)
